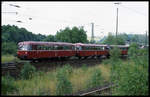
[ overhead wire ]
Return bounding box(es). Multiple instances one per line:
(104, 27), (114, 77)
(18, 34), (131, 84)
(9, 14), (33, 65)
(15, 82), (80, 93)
(120, 4), (147, 16)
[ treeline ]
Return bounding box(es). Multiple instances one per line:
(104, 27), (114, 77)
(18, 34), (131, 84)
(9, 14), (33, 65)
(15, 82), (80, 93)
(2, 25), (46, 55)
(102, 32), (148, 45)
(2, 24), (148, 55)
(2, 25), (47, 43)
(2, 25), (88, 55)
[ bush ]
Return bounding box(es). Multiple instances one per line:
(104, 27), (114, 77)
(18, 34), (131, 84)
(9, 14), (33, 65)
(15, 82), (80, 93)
(1, 74), (18, 95)
(109, 46), (122, 80)
(108, 43), (148, 95)
(128, 43), (138, 59)
(102, 59), (111, 65)
(113, 63), (148, 95)
(56, 64), (73, 77)
(56, 67), (73, 95)
(2, 42), (17, 56)
(110, 46), (121, 62)
(63, 64), (73, 77)
(20, 63), (36, 80)
(87, 68), (103, 88)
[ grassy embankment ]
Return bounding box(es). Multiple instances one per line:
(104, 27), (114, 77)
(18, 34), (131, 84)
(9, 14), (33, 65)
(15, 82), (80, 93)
(5, 63), (110, 95)
(2, 55), (20, 63)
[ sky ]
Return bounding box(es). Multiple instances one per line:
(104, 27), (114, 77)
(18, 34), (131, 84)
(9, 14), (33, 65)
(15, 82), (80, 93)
(1, 1), (149, 38)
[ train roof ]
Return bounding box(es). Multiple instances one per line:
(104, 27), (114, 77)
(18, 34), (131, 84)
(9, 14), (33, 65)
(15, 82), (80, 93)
(18, 41), (74, 46)
(75, 43), (108, 47)
(109, 45), (129, 48)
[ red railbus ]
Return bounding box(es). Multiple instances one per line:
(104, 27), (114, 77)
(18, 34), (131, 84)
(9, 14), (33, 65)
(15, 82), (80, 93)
(109, 45), (129, 55)
(75, 43), (109, 58)
(17, 41), (129, 60)
(17, 41), (76, 60)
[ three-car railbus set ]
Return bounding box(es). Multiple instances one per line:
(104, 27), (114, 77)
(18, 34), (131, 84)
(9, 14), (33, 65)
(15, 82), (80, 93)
(17, 41), (129, 60)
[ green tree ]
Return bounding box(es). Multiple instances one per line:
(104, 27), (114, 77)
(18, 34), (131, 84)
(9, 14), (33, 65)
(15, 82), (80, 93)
(103, 32), (125, 45)
(2, 24), (47, 43)
(2, 25), (48, 55)
(43, 34), (56, 42)
(2, 42), (17, 55)
(103, 32), (115, 45)
(56, 26), (88, 43)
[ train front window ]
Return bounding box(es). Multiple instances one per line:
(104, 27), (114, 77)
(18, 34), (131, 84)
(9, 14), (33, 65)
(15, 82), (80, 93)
(18, 44), (31, 50)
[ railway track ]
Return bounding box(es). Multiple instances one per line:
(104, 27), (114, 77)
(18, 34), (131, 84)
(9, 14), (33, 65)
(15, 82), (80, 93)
(1, 61), (30, 77)
(1, 55), (127, 77)
(74, 83), (117, 96)
(1, 57), (103, 77)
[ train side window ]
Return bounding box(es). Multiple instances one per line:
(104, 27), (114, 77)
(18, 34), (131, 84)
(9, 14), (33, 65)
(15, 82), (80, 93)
(88, 47), (91, 50)
(63, 46), (66, 50)
(32, 45), (37, 50)
(92, 47), (94, 50)
(43, 45), (47, 50)
(95, 46), (98, 50)
(100, 47), (102, 50)
(41, 45), (44, 50)
(82, 46), (84, 50)
(54, 45), (57, 50)
(64, 46), (70, 50)
(37, 45), (42, 50)
(76, 46), (81, 50)
(72, 46), (75, 50)
(69, 46), (72, 50)
(79, 46), (82, 50)
(87, 47), (89, 50)
(48, 46), (53, 50)
(55, 46), (62, 50)
(45, 46), (49, 50)
(98, 47), (101, 50)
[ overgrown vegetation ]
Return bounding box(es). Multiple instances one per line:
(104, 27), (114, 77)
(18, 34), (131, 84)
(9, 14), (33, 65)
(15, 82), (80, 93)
(109, 43), (149, 95)
(1, 63), (110, 95)
(1, 74), (18, 95)
(20, 63), (36, 80)
(102, 32), (148, 45)
(2, 42), (17, 56)
(56, 65), (73, 95)
(1, 42), (148, 95)
(2, 55), (20, 63)
(87, 68), (104, 88)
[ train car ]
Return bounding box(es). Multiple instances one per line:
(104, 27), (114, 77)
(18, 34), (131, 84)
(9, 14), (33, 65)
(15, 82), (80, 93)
(17, 41), (76, 60)
(109, 45), (129, 55)
(75, 43), (109, 58)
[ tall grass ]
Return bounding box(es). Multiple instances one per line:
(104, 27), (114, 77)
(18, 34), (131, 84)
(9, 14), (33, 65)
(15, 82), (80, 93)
(3, 63), (110, 95)
(2, 55), (20, 63)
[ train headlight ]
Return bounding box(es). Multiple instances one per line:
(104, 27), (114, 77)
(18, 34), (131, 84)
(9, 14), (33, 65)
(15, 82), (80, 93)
(25, 51), (28, 55)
